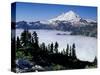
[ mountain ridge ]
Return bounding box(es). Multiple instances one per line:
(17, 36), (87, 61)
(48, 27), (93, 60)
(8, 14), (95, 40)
(15, 10), (97, 37)
(48, 10), (96, 26)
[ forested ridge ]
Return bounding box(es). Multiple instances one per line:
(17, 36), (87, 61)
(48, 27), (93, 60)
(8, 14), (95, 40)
(12, 29), (97, 73)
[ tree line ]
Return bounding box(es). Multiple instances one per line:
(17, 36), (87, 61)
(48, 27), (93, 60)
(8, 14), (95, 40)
(15, 29), (97, 70)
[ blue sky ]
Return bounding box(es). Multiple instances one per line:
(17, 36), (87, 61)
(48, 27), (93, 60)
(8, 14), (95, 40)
(15, 2), (97, 22)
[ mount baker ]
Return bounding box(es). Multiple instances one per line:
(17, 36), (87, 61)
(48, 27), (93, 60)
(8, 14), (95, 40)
(16, 10), (97, 37)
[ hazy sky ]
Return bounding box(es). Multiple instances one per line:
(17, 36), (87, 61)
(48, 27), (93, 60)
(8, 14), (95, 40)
(14, 2), (97, 22)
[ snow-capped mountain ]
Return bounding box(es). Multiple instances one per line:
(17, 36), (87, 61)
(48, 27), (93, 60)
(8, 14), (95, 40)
(49, 10), (80, 22)
(49, 10), (96, 26)
(15, 10), (97, 37)
(16, 10), (97, 29)
(16, 10), (97, 37)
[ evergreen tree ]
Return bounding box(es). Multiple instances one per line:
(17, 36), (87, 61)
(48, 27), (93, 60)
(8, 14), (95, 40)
(66, 44), (69, 56)
(47, 44), (51, 52)
(32, 31), (38, 44)
(50, 42), (54, 53)
(40, 42), (46, 51)
(72, 43), (76, 58)
(32, 31), (39, 50)
(69, 46), (72, 56)
(31, 31), (40, 62)
(45, 46), (48, 51)
(20, 29), (31, 47)
(54, 42), (59, 53)
(93, 56), (97, 67)
(30, 37), (34, 47)
(16, 36), (21, 49)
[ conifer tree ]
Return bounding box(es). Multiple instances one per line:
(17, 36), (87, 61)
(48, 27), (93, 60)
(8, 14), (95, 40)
(16, 36), (21, 49)
(66, 44), (69, 56)
(40, 42), (46, 51)
(32, 31), (39, 50)
(50, 42), (54, 53)
(47, 44), (51, 52)
(69, 46), (72, 56)
(72, 43), (76, 59)
(54, 42), (59, 53)
(20, 29), (31, 47)
(93, 56), (97, 67)
(32, 31), (38, 44)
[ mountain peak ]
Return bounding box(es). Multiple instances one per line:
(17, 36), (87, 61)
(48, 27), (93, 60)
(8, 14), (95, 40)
(65, 10), (75, 15)
(49, 10), (80, 23)
(61, 10), (75, 16)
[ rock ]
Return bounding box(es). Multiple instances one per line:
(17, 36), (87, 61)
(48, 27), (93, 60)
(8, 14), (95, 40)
(15, 59), (45, 72)
(32, 65), (45, 71)
(16, 59), (33, 70)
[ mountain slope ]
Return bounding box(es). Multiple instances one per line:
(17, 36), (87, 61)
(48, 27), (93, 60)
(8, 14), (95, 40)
(49, 10), (96, 26)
